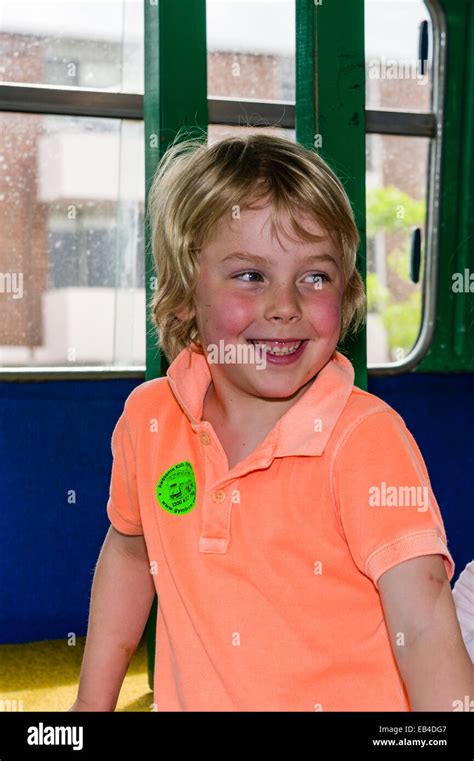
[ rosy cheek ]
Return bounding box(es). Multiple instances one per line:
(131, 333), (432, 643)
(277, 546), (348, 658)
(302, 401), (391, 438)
(195, 293), (255, 341)
(308, 297), (342, 336)
(203, 293), (255, 337)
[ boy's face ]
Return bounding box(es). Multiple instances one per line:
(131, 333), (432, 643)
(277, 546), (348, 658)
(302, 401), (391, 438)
(176, 203), (345, 402)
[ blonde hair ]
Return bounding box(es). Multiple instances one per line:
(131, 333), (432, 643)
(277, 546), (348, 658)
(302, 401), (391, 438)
(146, 131), (365, 363)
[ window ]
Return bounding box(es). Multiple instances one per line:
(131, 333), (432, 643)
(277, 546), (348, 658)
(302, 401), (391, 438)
(365, 0), (442, 370)
(2, 0), (442, 374)
(0, 0), (145, 376)
(207, 0), (295, 137)
(207, 0), (295, 101)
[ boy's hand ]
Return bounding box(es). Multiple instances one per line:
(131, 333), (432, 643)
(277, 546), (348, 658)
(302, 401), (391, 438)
(378, 554), (474, 711)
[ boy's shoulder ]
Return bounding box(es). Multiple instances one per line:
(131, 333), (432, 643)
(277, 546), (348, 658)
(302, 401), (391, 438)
(332, 383), (407, 441)
(346, 383), (398, 414)
(121, 376), (173, 420)
(323, 383), (421, 471)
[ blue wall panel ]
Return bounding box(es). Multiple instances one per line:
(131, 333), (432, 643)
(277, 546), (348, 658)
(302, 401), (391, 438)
(0, 373), (472, 643)
(368, 373), (474, 586)
(0, 379), (142, 644)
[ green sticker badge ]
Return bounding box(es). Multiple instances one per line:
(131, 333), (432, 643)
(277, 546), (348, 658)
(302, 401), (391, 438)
(156, 461), (196, 515)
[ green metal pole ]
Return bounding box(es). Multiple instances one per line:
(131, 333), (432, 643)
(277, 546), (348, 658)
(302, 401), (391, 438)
(144, 0), (208, 693)
(296, 0), (367, 389)
(419, 0), (474, 372)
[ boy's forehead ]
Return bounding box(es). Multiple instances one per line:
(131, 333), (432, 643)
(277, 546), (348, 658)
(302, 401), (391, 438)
(207, 203), (338, 255)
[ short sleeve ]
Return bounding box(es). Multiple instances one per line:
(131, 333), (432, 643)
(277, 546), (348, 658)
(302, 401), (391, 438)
(331, 409), (455, 589)
(106, 409), (143, 536)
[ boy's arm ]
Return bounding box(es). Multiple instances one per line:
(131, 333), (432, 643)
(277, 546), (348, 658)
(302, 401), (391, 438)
(68, 525), (156, 711)
(378, 554), (474, 711)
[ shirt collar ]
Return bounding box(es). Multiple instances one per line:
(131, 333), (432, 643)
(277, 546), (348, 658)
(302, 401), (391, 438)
(166, 342), (355, 457)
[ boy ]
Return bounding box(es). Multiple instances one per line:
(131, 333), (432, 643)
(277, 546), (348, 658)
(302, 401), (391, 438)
(69, 134), (473, 712)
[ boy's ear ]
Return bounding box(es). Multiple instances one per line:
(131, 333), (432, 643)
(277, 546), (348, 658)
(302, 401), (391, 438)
(174, 304), (195, 322)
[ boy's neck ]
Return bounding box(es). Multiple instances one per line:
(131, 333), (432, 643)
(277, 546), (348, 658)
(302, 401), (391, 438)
(201, 373), (317, 433)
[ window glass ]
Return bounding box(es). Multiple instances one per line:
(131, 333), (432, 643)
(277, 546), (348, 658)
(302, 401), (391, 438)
(208, 123), (294, 143)
(207, 0), (295, 100)
(365, 0), (433, 112)
(0, 113), (145, 367)
(0, 0), (143, 91)
(365, 1), (438, 367)
(366, 133), (430, 363)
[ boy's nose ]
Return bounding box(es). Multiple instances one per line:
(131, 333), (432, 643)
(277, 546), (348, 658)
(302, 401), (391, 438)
(263, 284), (302, 321)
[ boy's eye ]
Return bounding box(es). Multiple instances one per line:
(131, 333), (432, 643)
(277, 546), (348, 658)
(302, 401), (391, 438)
(305, 273), (330, 285)
(233, 271), (330, 284)
(233, 271), (264, 282)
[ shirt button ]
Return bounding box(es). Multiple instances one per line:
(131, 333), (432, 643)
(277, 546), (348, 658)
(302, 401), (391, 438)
(199, 431), (210, 445)
(212, 490), (226, 503)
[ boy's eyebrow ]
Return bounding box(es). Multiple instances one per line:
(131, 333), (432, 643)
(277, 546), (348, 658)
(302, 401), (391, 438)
(221, 251), (339, 266)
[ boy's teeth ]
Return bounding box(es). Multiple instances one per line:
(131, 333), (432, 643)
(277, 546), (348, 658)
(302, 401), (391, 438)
(250, 340), (303, 355)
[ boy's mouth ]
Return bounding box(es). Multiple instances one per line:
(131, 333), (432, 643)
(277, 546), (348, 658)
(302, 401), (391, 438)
(246, 339), (306, 356)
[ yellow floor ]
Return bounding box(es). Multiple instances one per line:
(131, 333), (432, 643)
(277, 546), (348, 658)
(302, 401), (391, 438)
(0, 635), (152, 712)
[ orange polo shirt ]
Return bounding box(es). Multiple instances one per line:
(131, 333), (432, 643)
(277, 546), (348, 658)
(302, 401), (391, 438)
(106, 344), (455, 712)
